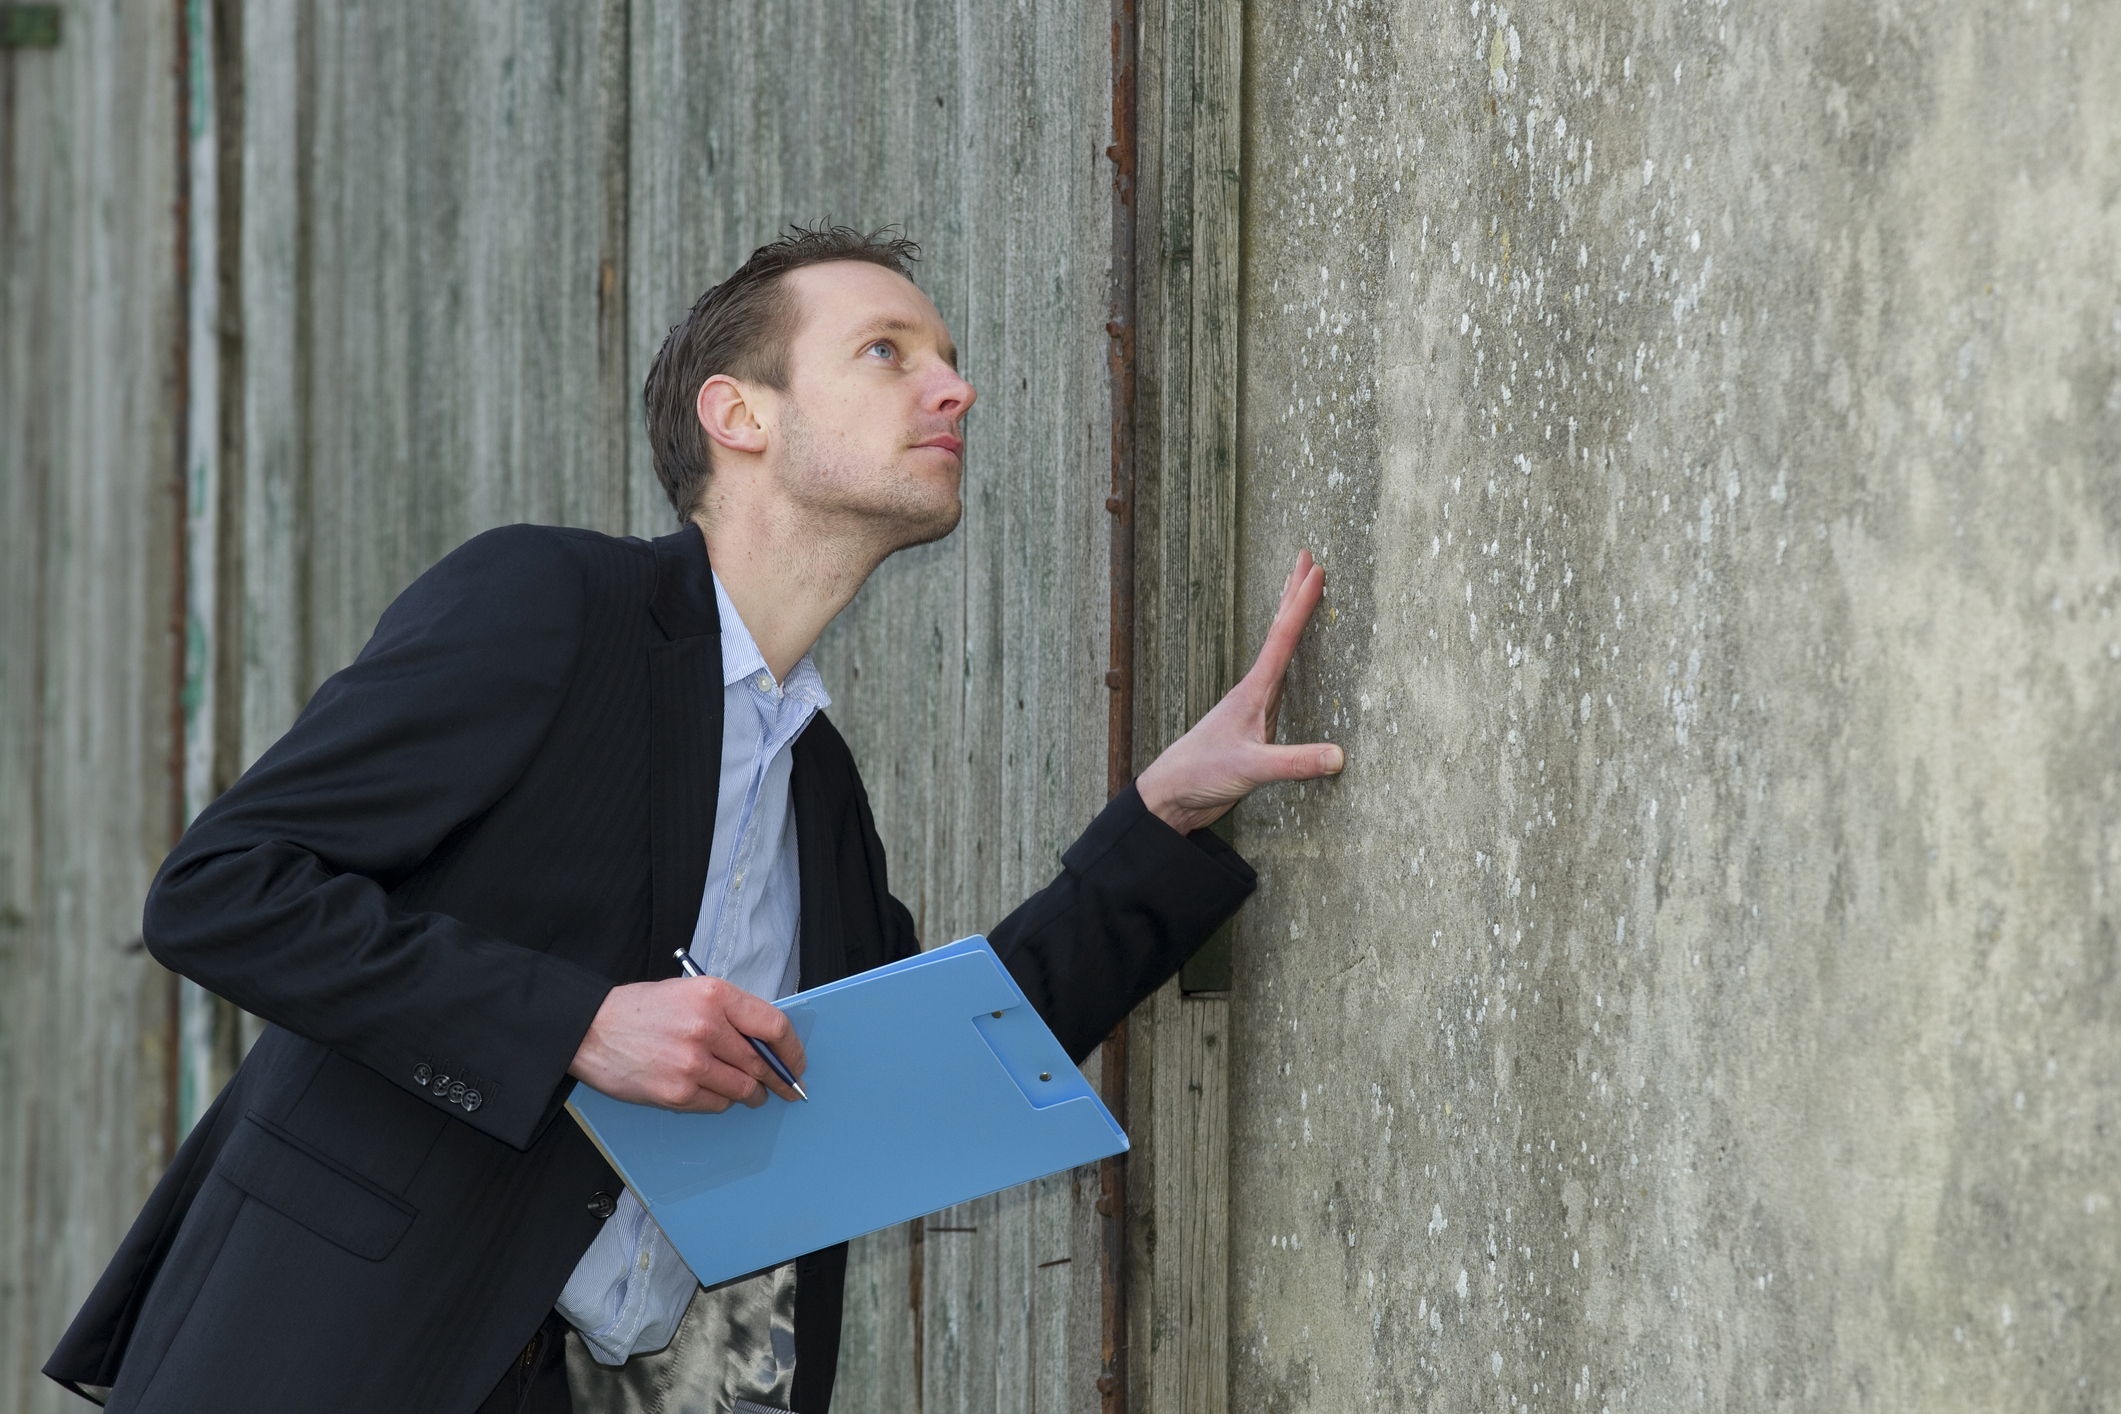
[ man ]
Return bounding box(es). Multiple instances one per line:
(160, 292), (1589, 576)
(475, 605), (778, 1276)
(46, 227), (1342, 1412)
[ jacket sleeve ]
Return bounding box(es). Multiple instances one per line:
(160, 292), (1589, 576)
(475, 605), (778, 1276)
(987, 784), (1256, 1062)
(143, 525), (616, 1151)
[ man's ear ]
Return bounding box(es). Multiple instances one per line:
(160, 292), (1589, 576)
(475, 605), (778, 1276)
(697, 374), (770, 456)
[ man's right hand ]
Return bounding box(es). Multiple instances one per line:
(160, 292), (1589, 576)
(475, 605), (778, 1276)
(568, 976), (807, 1111)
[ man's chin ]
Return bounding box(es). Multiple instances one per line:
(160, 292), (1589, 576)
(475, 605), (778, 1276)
(892, 496), (963, 551)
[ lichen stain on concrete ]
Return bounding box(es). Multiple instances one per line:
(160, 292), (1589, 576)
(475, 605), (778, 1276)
(1229, 0), (2121, 1410)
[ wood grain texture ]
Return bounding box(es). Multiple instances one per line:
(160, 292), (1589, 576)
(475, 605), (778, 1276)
(1132, 0), (1243, 1410)
(1146, 995), (1229, 1414)
(178, 0), (224, 1136)
(295, 0), (624, 679)
(832, 1220), (920, 1414)
(0, 4), (183, 1410)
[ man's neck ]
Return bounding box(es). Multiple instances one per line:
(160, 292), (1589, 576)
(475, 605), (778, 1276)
(692, 511), (877, 684)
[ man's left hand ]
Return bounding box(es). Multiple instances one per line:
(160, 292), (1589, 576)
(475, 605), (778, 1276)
(1134, 550), (1345, 837)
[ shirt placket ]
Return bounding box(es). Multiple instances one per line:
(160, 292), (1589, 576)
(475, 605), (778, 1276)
(701, 675), (789, 977)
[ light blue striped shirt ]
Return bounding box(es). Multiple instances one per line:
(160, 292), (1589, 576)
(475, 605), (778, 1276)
(556, 571), (829, 1365)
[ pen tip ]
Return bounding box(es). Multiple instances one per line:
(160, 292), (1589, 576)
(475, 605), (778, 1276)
(794, 1084), (810, 1101)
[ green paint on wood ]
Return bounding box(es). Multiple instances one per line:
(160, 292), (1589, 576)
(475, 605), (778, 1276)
(185, 0), (208, 141)
(0, 5), (60, 48)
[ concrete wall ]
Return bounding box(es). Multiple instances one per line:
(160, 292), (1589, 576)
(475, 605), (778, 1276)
(1226, 1), (2120, 1409)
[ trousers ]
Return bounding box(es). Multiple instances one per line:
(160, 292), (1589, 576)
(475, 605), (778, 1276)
(476, 1265), (797, 1414)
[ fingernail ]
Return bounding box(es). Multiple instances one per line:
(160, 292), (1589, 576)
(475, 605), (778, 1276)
(1323, 745), (1346, 772)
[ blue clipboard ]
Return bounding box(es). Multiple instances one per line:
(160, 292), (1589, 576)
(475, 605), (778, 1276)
(564, 936), (1127, 1289)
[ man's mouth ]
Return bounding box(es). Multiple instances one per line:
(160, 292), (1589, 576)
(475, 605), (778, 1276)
(915, 434), (964, 459)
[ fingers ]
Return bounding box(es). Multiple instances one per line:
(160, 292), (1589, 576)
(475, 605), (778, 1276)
(696, 983), (805, 1105)
(658, 1049), (766, 1113)
(569, 976), (811, 1111)
(1244, 554), (1326, 695)
(722, 988), (807, 1080)
(679, 1022), (793, 1110)
(1274, 550), (1315, 618)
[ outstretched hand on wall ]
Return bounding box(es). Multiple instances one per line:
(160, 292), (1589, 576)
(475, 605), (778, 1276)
(1135, 550), (1345, 837)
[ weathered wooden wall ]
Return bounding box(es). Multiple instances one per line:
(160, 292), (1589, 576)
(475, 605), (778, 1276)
(0, 5), (182, 1411)
(209, 1), (1153, 1411)
(4, 3), (1246, 1409)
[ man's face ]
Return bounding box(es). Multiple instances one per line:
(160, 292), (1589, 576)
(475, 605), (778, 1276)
(767, 261), (976, 551)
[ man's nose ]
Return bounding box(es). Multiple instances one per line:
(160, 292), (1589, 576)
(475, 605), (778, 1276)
(931, 366), (976, 420)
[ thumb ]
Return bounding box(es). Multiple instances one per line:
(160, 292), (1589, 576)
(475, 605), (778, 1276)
(1250, 741), (1346, 784)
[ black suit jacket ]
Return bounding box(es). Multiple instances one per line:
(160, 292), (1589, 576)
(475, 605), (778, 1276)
(45, 525), (1254, 1413)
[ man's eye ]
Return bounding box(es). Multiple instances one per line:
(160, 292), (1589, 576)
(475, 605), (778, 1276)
(866, 340), (895, 359)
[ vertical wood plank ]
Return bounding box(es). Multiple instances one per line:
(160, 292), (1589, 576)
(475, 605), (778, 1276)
(293, 0), (616, 683)
(1188, 0), (1242, 728)
(178, 0), (227, 1137)
(1146, 993), (1230, 1414)
(1133, 1), (1244, 1411)
(0, 4), (183, 1409)
(834, 1219), (921, 1414)
(237, 0), (307, 761)
(594, 0), (631, 537)
(921, 1196), (997, 1413)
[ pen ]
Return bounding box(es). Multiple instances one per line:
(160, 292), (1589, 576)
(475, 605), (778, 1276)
(673, 948), (809, 1101)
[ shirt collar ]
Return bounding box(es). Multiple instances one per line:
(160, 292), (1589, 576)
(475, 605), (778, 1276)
(712, 571), (831, 710)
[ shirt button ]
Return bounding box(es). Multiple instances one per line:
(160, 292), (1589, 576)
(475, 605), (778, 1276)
(588, 1191), (618, 1220)
(412, 1063), (432, 1087)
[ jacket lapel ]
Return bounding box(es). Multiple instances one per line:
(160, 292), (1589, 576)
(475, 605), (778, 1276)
(646, 527), (723, 981)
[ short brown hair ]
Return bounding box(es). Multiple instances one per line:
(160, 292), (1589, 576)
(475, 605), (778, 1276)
(643, 224), (922, 523)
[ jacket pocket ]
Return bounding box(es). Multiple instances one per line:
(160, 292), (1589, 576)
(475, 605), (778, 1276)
(215, 1112), (417, 1261)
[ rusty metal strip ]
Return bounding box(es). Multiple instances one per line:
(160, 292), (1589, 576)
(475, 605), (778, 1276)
(1100, 0), (1140, 1408)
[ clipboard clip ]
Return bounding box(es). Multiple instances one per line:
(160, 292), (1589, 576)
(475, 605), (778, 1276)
(970, 1006), (1082, 1111)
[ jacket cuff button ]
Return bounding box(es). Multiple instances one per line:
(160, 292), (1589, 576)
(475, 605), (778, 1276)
(412, 1063), (432, 1087)
(588, 1191), (618, 1220)
(463, 1089), (483, 1113)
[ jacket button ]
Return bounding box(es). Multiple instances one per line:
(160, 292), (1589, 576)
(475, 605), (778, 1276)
(463, 1088), (483, 1113)
(588, 1191), (617, 1220)
(412, 1063), (432, 1086)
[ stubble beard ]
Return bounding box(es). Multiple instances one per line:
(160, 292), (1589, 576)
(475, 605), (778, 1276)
(778, 399), (963, 563)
